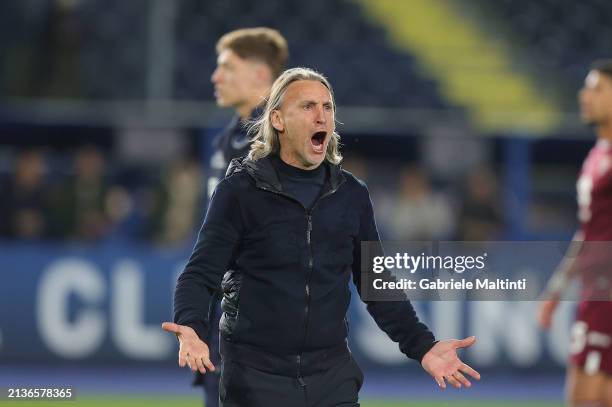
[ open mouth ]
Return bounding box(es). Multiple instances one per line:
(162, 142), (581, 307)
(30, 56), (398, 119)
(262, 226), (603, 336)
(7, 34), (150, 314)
(311, 131), (327, 153)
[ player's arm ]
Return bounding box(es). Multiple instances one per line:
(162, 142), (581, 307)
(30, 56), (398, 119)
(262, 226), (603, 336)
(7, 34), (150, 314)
(163, 178), (244, 373)
(538, 231), (583, 329)
(350, 183), (437, 361)
(351, 183), (480, 389)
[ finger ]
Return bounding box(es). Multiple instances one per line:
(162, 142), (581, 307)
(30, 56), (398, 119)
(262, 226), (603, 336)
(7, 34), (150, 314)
(178, 351), (187, 368)
(446, 375), (462, 388)
(162, 322), (182, 334)
(188, 355), (199, 373)
(537, 305), (551, 328)
(455, 336), (476, 349)
(434, 376), (446, 389)
(195, 356), (207, 374)
(202, 355), (216, 372)
(539, 312), (552, 330)
(537, 314), (549, 329)
(453, 371), (471, 388)
(459, 362), (481, 380)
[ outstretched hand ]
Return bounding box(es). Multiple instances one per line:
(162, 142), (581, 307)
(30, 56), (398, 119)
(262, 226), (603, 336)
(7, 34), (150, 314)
(162, 322), (216, 374)
(537, 297), (559, 330)
(421, 336), (480, 389)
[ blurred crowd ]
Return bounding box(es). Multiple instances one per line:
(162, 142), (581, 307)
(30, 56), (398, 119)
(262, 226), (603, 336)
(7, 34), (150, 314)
(0, 146), (202, 246)
(0, 0), (596, 247)
(0, 145), (506, 246)
(342, 156), (504, 243)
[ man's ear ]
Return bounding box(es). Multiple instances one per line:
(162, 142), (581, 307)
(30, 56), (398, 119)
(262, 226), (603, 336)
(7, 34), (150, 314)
(254, 63), (272, 85)
(271, 110), (284, 132)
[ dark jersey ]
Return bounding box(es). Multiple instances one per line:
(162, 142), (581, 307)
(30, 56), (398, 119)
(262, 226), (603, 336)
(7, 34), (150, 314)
(206, 106), (263, 200)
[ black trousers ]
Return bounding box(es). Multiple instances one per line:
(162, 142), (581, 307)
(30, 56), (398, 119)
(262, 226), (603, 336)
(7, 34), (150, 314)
(219, 354), (364, 407)
(201, 300), (222, 407)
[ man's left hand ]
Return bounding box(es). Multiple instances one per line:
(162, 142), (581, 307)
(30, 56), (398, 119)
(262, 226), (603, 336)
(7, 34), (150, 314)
(421, 336), (480, 389)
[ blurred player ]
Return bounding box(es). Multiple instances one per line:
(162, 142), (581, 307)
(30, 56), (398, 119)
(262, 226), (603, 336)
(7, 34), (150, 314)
(200, 27), (288, 407)
(539, 60), (612, 407)
(207, 27), (289, 197)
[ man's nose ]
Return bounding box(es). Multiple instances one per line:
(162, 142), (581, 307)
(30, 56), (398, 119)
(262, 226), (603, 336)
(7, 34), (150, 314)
(315, 106), (326, 124)
(211, 68), (220, 84)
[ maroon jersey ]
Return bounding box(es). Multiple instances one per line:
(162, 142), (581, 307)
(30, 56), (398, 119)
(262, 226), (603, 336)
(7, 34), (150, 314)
(571, 301), (612, 374)
(577, 139), (612, 240)
(576, 140), (612, 301)
(571, 139), (612, 374)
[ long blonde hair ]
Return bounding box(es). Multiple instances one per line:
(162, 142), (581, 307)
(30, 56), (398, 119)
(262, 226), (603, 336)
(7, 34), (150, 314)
(248, 67), (342, 164)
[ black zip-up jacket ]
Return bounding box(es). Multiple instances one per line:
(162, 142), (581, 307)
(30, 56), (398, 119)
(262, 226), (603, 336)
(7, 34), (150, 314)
(174, 155), (436, 375)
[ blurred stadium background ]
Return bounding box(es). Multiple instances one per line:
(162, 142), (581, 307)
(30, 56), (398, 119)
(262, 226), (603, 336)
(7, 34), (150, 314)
(1, 0), (611, 405)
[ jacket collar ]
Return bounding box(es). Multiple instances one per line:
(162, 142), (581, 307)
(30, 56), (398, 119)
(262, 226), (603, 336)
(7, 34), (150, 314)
(228, 155), (345, 193)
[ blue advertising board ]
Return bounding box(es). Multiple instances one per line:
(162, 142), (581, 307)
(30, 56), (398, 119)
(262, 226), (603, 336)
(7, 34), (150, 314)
(0, 243), (572, 372)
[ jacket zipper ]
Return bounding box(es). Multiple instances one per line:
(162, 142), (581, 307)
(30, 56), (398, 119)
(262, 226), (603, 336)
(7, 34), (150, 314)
(297, 213), (313, 387)
(257, 182), (344, 386)
(296, 186), (343, 385)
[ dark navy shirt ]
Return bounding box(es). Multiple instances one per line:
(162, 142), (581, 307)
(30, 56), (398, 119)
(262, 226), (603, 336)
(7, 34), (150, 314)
(206, 105), (264, 200)
(271, 155), (327, 210)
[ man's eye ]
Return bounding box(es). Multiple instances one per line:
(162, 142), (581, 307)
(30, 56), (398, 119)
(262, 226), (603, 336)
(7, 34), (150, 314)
(303, 104), (313, 110)
(324, 104), (333, 111)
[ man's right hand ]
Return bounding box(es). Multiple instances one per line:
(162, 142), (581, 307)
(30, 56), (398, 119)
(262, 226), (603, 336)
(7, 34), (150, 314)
(162, 322), (216, 374)
(537, 296), (560, 330)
